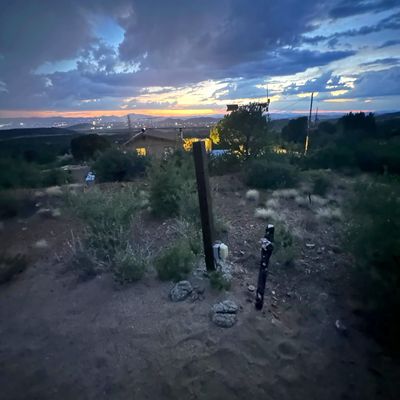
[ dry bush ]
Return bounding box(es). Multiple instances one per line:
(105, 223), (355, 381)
(272, 188), (299, 199)
(294, 195), (310, 208)
(245, 189), (260, 202)
(265, 198), (280, 209)
(254, 207), (280, 221)
(316, 207), (342, 221)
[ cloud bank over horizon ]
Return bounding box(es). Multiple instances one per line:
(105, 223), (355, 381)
(0, 0), (399, 117)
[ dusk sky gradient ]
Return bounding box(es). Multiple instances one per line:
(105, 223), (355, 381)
(0, 0), (399, 117)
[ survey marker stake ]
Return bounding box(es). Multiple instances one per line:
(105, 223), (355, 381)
(255, 224), (275, 310)
(193, 141), (215, 271)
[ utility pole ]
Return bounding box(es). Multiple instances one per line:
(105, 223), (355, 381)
(127, 115), (132, 132)
(304, 92), (314, 156)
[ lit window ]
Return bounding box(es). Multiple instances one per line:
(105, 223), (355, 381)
(136, 147), (147, 156)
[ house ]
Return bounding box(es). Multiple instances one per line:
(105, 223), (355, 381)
(123, 128), (212, 157)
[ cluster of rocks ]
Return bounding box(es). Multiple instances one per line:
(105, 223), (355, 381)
(210, 300), (239, 328)
(169, 281), (239, 328)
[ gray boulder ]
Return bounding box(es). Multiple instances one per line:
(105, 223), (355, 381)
(210, 300), (239, 328)
(170, 280), (193, 302)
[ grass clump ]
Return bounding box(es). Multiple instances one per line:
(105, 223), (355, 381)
(254, 207), (280, 221)
(113, 245), (148, 284)
(209, 271), (231, 291)
(316, 207), (342, 221)
(65, 186), (142, 266)
(155, 239), (195, 282)
(345, 179), (400, 347)
(274, 224), (296, 266)
(245, 189), (260, 202)
(0, 253), (28, 284)
(246, 160), (299, 190)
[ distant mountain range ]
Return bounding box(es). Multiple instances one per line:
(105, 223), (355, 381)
(1, 111), (399, 131)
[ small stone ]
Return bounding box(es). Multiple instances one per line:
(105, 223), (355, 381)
(170, 281), (193, 302)
(305, 243), (315, 249)
(34, 239), (49, 249)
(247, 284), (256, 292)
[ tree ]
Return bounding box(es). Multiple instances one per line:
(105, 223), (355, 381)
(281, 117), (308, 143)
(318, 121), (336, 135)
(339, 112), (377, 140)
(213, 103), (269, 158)
(70, 134), (111, 161)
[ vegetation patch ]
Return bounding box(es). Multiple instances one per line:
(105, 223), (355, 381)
(246, 160), (299, 190)
(155, 239), (195, 282)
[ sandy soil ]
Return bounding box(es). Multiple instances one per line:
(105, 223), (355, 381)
(0, 176), (399, 400)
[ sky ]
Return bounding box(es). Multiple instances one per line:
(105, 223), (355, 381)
(0, 0), (399, 118)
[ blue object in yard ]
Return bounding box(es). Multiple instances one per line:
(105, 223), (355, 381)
(85, 171), (96, 185)
(210, 149), (228, 157)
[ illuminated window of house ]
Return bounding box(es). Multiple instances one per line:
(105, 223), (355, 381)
(136, 147), (147, 156)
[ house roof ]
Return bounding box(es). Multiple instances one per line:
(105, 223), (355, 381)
(123, 128), (209, 146)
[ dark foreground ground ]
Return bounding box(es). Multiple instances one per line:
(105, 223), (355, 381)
(0, 175), (399, 400)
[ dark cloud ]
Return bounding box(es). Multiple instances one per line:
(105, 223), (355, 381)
(0, 0), (398, 111)
(329, 0), (399, 18)
(351, 66), (400, 97)
(302, 11), (400, 45)
(360, 57), (400, 67)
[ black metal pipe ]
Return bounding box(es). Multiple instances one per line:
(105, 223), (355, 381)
(255, 224), (274, 310)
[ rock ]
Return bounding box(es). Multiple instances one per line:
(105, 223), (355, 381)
(211, 312), (237, 328)
(216, 261), (233, 284)
(247, 284), (256, 292)
(210, 300), (239, 328)
(305, 243), (315, 249)
(170, 281), (193, 302)
(34, 239), (49, 249)
(211, 299), (238, 314)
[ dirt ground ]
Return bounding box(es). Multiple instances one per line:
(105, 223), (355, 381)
(0, 175), (399, 400)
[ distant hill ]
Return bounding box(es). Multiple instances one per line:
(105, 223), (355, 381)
(0, 127), (78, 141)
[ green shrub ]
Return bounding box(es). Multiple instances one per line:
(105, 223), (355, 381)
(0, 253), (28, 284)
(304, 170), (331, 196)
(92, 148), (148, 182)
(304, 144), (356, 170)
(274, 224), (296, 266)
(70, 134), (111, 161)
(245, 160), (299, 189)
(345, 179), (400, 347)
(209, 271), (231, 291)
(65, 187), (140, 260)
(113, 245), (147, 284)
(0, 158), (43, 189)
(149, 154), (197, 219)
(208, 152), (242, 176)
(155, 240), (195, 281)
(42, 168), (71, 187)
